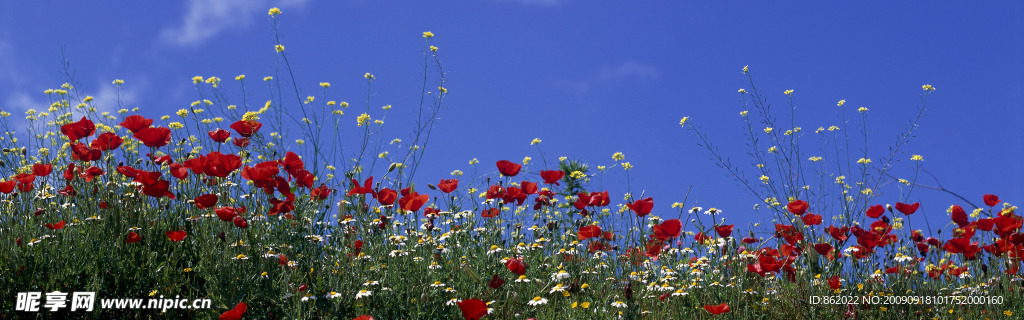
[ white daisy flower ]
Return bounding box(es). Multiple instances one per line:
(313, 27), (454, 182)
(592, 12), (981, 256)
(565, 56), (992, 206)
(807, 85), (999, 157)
(526, 297), (548, 306)
(355, 290), (372, 299)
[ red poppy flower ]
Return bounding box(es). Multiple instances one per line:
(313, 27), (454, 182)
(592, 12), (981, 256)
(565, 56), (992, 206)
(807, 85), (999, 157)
(0, 180), (15, 194)
(291, 169), (315, 189)
(433, 179), (458, 193)
(232, 137), (250, 148)
(134, 127), (172, 148)
(520, 181), (538, 195)
(148, 154), (173, 165)
(488, 274), (505, 289)
(894, 202), (920, 215)
(814, 243), (833, 256)
(230, 120), (263, 137)
(984, 194), (1000, 207)
(627, 197), (654, 217)
(578, 225), (603, 240)
(398, 192), (429, 212)
(774, 224), (804, 245)
(99, 200), (109, 209)
(375, 188), (397, 205)
(715, 224), (734, 238)
(240, 162), (278, 185)
(169, 163), (189, 180)
(45, 221), (66, 230)
(120, 115), (153, 134)
(220, 208), (246, 223)
(218, 302), (247, 320)
(204, 152), (242, 177)
(208, 129), (231, 143)
(70, 142), (102, 161)
(280, 152), (304, 175)
(827, 276), (842, 290)
(505, 257), (526, 275)
(131, 170), (162, 186)
(644, 239), (664, 258)
(479, 207), (499, 217)
(703, 303), (730, 315)
(195, 194), (218, 209)
(694, 232), (712, 243)
(79, 166), (105, 182)
(950, 205), (969, 228)
(91, 132), (123, 151)
(495, 160), (522, 177)
(653, 219), (682, 241)
(352, 316), (374, 320)
(802, 213), (823, 225)
(826, 225), (849, 242)
(942, 237), (972, 254)
(457, 298), (488, 320)
(268, 196), (295, 215)
(181, 155), (208, 175)
(590, 191), (610, 207)
(32, 163), (53, 176)
(540, 170), (564, 185)
(126, 232), (142, 243)
(974, 218), (994, 232)
(142, 180), (176, 199)
(166, 230), (187, 242)
(60, 117), (96, 141)
(14, 173), (34, 186)
(311, 185), (331, 201)
(233, 216), (249, 228)
(787, 200), (808, 215)
(347, 177), (375, 196)
(865, 204), (885, 219)
(276, 254), (289, 266)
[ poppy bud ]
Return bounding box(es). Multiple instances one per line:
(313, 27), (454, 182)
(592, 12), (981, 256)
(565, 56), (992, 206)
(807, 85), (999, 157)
(34, 208), (45, 216)
(217, 231), (226, 242)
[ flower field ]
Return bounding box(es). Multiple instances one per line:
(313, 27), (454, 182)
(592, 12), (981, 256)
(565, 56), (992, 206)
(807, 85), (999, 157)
(1, 7), (1023, 320)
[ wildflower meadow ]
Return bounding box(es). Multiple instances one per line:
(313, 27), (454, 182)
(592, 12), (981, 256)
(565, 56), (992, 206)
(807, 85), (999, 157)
(1, 4), (1022, 320)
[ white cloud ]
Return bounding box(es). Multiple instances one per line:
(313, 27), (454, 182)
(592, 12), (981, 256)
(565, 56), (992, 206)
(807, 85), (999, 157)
(160, 0), (309, 47)
(0, 37), (30, 86)
(555, 61), (659, 95)
(517, 0), (571, 6)
(597, 61), (660, 81)
(3, 91), (47, 113)
(90, 80), (138, 115)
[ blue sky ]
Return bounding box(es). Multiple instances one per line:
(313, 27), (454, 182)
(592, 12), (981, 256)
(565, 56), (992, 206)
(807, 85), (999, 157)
(1, 1), (1021, 230)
